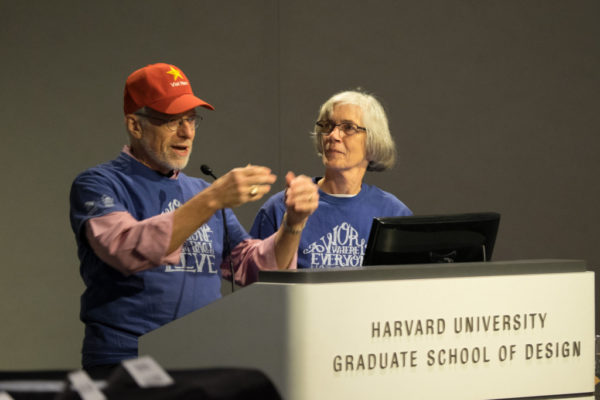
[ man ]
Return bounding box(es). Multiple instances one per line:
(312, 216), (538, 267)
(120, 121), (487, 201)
(69, 63), (318, 372)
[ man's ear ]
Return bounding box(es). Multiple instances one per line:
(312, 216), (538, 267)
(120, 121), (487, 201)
(125, 114), (143, 139)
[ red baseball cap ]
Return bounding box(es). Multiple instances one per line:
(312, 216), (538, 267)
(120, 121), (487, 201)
(123, 63), (214, 115)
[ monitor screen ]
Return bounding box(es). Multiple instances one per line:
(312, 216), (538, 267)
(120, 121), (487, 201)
(362, 212), (500, 266)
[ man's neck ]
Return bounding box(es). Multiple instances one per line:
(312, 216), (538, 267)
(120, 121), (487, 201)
(124, 145), (178, 178)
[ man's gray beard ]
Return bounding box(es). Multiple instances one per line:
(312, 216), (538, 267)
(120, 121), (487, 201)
(140, 137), (189, 172)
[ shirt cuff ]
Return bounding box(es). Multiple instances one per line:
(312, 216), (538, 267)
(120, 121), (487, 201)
(223, 234), (298, 286)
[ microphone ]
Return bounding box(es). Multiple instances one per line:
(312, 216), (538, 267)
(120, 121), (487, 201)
(200, 164), (235, 292)
(200, 164), (215, 179)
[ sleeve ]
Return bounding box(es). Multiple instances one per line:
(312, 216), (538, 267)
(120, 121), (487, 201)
(70, 171), (129, 238)
(395, 199), (413, 216)
(70, 170), (181, 276)
(248, 209), (278, 239)
(221, 235), (298, 286)
(249, 193), (285, 239)
(381, 189), (412, 217)
(86, 212), (182, 275)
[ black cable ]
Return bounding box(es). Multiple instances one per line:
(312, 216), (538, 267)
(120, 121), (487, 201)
(200, 164), (235, 292)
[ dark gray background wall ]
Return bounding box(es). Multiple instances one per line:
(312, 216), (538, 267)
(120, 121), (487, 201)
(1, 0), (598, 369)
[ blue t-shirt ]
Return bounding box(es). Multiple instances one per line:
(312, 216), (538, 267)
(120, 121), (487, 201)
(250, 178), (412, 269)
(70, 152), (249, 367)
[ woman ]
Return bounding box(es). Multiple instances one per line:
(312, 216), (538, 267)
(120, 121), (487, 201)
(250, 90), (412, 268)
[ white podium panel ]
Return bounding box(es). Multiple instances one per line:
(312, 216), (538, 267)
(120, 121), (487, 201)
(140, 260), (594, 400)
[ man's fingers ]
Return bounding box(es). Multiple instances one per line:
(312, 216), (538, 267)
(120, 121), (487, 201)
(213, 165), (277, 208)
(285, 171), (296, 186)
(241, 165), (277, 184)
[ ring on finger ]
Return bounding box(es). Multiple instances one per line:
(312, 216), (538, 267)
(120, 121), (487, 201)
(249, 185), (259, 196)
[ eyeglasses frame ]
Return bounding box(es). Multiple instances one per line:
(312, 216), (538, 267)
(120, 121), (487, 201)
(135, 112), (202, 132)
(315, 120), (367, 137)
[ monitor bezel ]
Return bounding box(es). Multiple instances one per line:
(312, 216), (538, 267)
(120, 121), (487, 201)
(362, 212), (501, 266)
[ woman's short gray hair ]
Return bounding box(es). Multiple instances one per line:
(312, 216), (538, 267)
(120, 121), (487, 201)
(310, 90), (396, 171)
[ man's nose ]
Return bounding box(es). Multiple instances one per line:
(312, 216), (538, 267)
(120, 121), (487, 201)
(177, 121), (195, 138)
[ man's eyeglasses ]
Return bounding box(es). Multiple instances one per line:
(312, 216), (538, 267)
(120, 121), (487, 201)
(135, 112), (202, 132)
(315, 120), (366, 137)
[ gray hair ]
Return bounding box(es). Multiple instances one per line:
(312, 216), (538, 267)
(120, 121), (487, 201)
(310, 90), (396, 171)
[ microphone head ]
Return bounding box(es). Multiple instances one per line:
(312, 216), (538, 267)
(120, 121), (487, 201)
(200, 164), (217, 179)
(200, 164), (212, 175)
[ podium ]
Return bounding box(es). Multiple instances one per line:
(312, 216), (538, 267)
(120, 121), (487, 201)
(140, 259), (595, 399)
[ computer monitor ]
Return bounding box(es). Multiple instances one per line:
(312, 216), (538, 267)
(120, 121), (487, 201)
(362, 212), (500, 266)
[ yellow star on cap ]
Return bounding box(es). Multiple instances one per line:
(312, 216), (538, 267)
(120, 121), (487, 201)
(166, 66), (183, 81)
